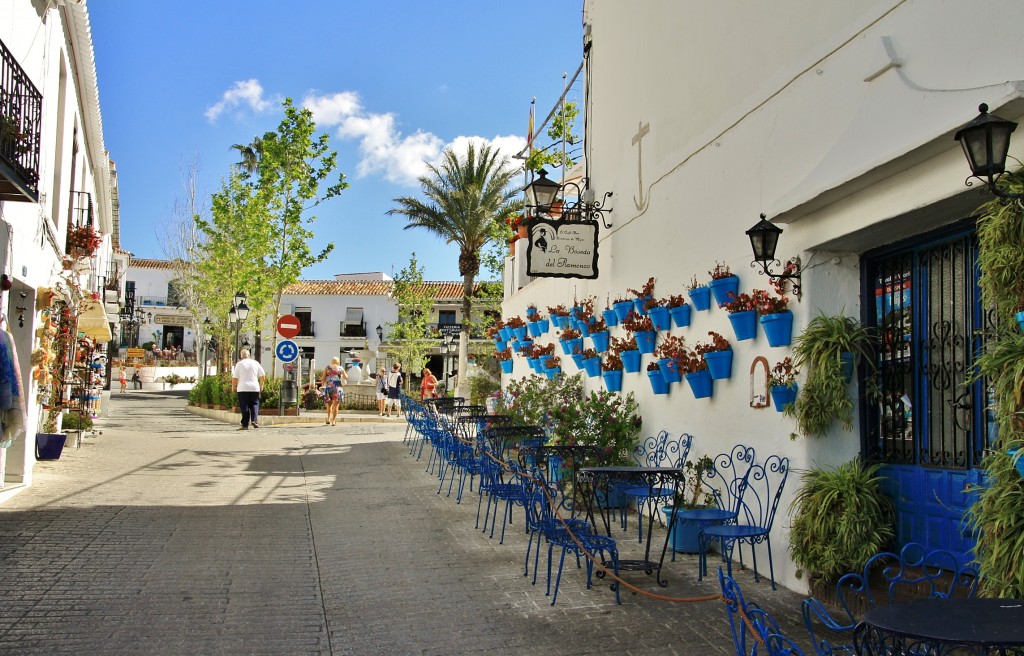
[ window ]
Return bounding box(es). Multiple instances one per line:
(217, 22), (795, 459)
(438, 310), (456, 326)
(295, 307), (314, 337)
(167, 281), (182, 307)
(341, 307), (364, 337)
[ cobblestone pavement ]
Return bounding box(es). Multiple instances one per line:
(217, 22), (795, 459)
(0, 390), (814, 655)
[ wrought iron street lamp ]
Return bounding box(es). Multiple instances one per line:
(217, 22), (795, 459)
(523, 168), (614, 228)
(746, 213), (803, 298)
(954, 103), (1023, 201)
(376, 324), (383, 342)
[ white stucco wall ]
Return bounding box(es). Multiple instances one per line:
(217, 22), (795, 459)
(504, 0), (1024, 592)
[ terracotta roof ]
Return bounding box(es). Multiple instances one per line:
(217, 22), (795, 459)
(130, 258), (176, 270)
(282, 280), (492, 300)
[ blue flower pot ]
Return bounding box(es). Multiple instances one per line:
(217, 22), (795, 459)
(633, 296), (652, 316)
(770, 384), (798, 412)
(662, 508), (708, 553)
(544, 367), (561, 380)
(648, 369), (669, 395)
(526, 307), (538, 319)
(584, 356), (602, 378)
(685, 370), (714, 399)
(500, 327), (514, 342)
(590, 330), (610, 353)
(760, 310), (794, 347)
(559, 339), (572, 356)
(840, 352), (855, 382)
(602, 309), (619, 328)
(613, 301), (634, 322)
(728, 310), (758, 341)
(570, 305), (582, 319)
(621, 349), (642, 373)
(518, 339), (533, 353)
(528, 357), (541, 373)
(35, 433), (67, 460)
(635, 330), (656, 354)
(670, 304), (692, 328)
(537, 318), (550, 335)
(708, 275), (740, 307)
(603, 369), (623, 392)
(568, 337), (584, 355)
(512, 326), (528, 342)
(704, 349), (733, 380)
(571, 353), (585, 369)
(527, 321), (544, 338)
(554, 315), (570, 330)
(648, 306), (671, 331)
(576, 320), (590, 337)
(494, 340), (507, 352)
(538, 354), (553, 370)
(658, 357), (682, 384)
(1017, 311), (1024, 333)
(499, 360), (514, 374)
(688, 287), (711, 312)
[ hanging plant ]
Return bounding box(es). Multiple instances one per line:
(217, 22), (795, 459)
(66, 224), (102, 258)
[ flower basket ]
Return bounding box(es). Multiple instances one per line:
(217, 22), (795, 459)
(658, 357), (682, 384)
(500, 360), (514, 374)
(602, 308), (620, 327)
(583, 356), (602, 378)
(760, 310), (794, 347)
(728, 310), (758, 341)
(603, 369), (624, 392)
(590, 330), (610, 353)
(621, 349), (642, 373)
(704, 349), (734, 380)
(634, 330), (656, 354)
(648, 306), (671, 331)
(688, 287), (711, 312)
(770, 383), (798, 412)
(670, 304), (692, 328)
(613, 300), (634, 322)
(648, 368), (669, 395)
(708, 275), (740, 307)
(684, 370), (714, 399)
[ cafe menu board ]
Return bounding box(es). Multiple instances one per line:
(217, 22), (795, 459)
(526, 219), (599, 279)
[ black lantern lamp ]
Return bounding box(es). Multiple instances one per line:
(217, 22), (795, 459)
(236, 299), (250, 322)
(954, 103), (1023, 200)
(375, 324), (383, 342)
(746, 213), (803, 298)
(525, 168), (561, 210)
(523, 168), (614, 228)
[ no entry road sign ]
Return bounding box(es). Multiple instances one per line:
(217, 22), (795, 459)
(277, 314), (301, 339)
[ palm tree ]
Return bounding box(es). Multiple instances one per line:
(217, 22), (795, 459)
(230, 136), (264, 175)
(387, 142), (520, 397)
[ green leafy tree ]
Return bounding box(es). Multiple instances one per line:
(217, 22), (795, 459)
(387, 253), (436, 392)
(524, 100), (580, 173)
(387, 142), (520, 397)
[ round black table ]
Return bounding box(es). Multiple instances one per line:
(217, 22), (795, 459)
(855, 598), (1024, 655)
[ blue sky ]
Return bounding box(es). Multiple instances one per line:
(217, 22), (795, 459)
(88, 1), (584, 282)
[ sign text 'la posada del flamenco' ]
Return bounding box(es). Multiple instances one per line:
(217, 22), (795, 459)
(526, 218), (599, 279)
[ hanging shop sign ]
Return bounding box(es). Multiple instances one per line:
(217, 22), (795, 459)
(526, 218), (599, 279)
(152, 314), (192, 327)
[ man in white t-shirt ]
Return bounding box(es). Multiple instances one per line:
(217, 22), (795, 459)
(231, 349), (266, 430)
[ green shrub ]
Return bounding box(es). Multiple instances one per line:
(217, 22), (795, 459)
(62, 412), (94, 432)
(261, 377), (281, 407)
(468, 370), (500, 406)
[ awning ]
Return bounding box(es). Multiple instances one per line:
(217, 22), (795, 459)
(344, 307), (364, 324)
(78, 299), (113, 343)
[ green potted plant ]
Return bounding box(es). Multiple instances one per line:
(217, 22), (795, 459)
(788, 458), (894, 584)
(786, 312), (876, 437)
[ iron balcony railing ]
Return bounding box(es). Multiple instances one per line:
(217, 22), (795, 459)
(0, 37), (42, 202)
(339, 321), (367, 338)
(70, 191), (94, 228)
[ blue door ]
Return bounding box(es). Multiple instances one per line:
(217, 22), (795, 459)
(862, 222), (993, 566)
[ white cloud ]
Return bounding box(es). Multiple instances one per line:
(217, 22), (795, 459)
(303, 91), (529, 187)
(204, 79), (273, 122)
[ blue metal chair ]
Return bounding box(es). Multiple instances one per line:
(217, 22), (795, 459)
(802, 542), (979, 656)
(719, 567), (806, 656)
(702, 454), (789, 590)
(616, 431), (694, 542)
(673, 444), (756, 567)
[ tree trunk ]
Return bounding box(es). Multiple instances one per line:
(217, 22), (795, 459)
(458, 272), (474, 399)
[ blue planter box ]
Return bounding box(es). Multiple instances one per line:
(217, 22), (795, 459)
(670, 304), (692, 328)
(603, 369), (623, 392)
(708, 275), (740, 307)
(728, 310), (758, 341)
(705, 349), (733, 380)
(35, 433), (67, 460)
(648, 306), (671, 331)
(688, 287), (711, 311)
(761, 310), (794, 347)
(622, 349), (642, 373)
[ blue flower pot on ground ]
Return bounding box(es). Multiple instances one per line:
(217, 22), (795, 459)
(584, 356), (602, 378)
(590, 330), (610, 353)
(603, 369), (624, 392)
(661, 508), (708, 553)
(613, 301), (634, 322)
(544, 367), (561, 380)
(499, 360), (514, 374)
(602, 309), (619, 328)
(35, 433), (67, 460)
(708, 275), (740, 307)
(648, 368), (669, 395)
(621, 349), (642, 373)
(727, 310), (758, 341)
(648, 306), (671, 331)
(770, 384), (798, 412)
(704, 349), (734, 380)
(512, 326), (528, 342)
(670, 304), (692, 328)
(684, 370), (714, 399)
(635, 330), (656, 354)
(658, 357), (682, 384)
(571, 353), (585, 369)
(688, 287), (711, 311)
(760, 310), (794, 347)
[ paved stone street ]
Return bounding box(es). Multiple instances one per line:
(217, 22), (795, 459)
(0, 391), (811, 655)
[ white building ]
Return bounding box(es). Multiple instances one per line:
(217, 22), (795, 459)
(504, 0), (1024, 592)
(1, 1), (119, 499)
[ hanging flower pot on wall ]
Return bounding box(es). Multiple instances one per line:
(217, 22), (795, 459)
(728, 310), (758, 341)
(633, 296), (652, 316)
(1017, 310), (1024, 333)
(602, 308), (620, 327)
(584, 356), (602, 378)
(704, 350), (734, 380)
(684, 369), (714, 399)
(648, 368), (669, 395)
(571, 353), (585, 369)
(648, 306), (671, 331)
(658, 358), (682, 384)
(688, 287), (711, 312)
(544, 366), (561, 380)
(760, 310), (794, 347)
(634, 330), (656, 354)
(670, 304), (692, 328)
(613, 300), (634, 323)
(708, 275), (740, 307)
(603, 369), (624, 392)
(621, 349), (642, 373)
(770, 383), (798, 413)
(500, 360), (514, 374)
(590, 330), (610, 353)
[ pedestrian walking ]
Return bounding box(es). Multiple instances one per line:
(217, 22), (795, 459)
(420, 367), (438, 401)
(375, 367), (388, 416)
(119, 366), (127, 393)
(321, 356), (347, 426)
(384, 363), (403, 417)
(231, 348), (266, 430)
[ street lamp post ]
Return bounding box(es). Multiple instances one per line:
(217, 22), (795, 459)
(230, 291), (249, 361)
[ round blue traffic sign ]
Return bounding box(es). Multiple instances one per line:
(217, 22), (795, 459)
(276, 339), (299, 363)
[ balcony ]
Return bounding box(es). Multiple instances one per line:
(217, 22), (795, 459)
(70, 191), (94, 229)
(339, 321), (366, 338)
(295, 321), (315, 338)
(0, 38), (42, 202)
